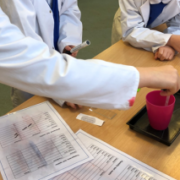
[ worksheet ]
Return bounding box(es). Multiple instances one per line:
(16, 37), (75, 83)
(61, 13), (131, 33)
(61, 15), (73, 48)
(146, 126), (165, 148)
(0, 102), (93, 180)
(51, 130), (176, 180)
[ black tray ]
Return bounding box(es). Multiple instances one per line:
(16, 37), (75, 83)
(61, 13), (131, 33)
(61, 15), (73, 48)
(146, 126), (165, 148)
(127, 91), (180, 146)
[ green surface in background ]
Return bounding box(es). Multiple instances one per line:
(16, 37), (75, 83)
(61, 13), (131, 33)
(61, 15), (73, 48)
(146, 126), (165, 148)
(0, 84), (13, 116)
(77, 0), (118, 59)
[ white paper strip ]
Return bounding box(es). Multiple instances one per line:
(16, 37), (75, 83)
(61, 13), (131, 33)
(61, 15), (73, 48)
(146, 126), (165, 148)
(76, 113), (104, 126)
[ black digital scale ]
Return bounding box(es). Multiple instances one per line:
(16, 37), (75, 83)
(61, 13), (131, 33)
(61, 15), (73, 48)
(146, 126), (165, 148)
(127, 91), (180, 146)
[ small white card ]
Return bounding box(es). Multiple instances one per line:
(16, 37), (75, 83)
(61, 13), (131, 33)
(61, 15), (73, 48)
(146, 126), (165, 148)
(76, 113), (104, 126)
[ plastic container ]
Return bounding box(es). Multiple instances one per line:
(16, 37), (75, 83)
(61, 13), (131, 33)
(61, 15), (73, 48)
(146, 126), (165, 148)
(146, 90), (175, 130)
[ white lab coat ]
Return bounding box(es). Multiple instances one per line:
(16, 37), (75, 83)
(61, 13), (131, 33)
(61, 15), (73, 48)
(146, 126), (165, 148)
(0, 8), (139, 109)
(0, 0), (82, 106)
(119, 0), (180, 52)
(0, 0), (82, 52)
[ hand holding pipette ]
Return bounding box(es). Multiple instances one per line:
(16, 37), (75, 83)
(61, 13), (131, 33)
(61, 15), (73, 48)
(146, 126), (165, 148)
(64, 40), (91, 57)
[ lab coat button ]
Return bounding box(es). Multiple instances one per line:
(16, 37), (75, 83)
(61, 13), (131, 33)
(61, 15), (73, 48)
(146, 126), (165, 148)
(49, 10), (52, 13)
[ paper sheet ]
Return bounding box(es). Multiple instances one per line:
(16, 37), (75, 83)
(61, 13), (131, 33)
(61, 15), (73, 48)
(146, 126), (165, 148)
(0, 102), (93, 180)
(51, 130), (175, 180)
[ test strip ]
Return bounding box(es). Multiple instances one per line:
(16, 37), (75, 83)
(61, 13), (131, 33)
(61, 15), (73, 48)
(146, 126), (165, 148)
(76, 113), (104, 126)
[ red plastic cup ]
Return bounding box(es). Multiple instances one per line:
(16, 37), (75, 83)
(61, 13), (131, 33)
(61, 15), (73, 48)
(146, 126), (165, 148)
(146, 90), (175, 130)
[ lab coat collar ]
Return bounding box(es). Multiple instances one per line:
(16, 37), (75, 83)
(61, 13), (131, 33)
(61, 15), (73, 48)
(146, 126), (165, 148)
(140, 0), (150, 26)
(150, 0), (180, 27)
(140, 0), (180, 26)
(149, 0), (171, 4)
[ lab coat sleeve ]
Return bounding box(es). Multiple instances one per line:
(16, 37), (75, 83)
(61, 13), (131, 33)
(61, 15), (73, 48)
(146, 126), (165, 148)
(0, 8), (139, 110)
(0, 0), (67, 107)
(119, 0), (172, 52)
(58, 0), (82, 53)
(52, 99), (65, 106)
(165, 13), (180, 35)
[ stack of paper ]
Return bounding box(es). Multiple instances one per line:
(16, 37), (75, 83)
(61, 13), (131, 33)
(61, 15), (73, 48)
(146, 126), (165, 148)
(0, 102), (175, 180)
(0, 102), (93, 180)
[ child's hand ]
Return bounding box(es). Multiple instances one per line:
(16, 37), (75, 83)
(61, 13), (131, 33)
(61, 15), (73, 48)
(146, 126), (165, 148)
(65, 102), (83, 109)
(154, 46), (175, 61)
(137, 65), (180, 96)
(63, 45), (78, 57)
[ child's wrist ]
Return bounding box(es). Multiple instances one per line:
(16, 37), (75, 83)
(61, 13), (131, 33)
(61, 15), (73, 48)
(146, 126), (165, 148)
(167, 35), (174, 47)
(136, 67), (151, 88)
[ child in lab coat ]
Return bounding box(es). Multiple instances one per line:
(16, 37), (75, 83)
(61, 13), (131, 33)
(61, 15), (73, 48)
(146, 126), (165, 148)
(116, 0), (180, 61)
(0, 0), (83, 109)
(0, 8), (179, 110)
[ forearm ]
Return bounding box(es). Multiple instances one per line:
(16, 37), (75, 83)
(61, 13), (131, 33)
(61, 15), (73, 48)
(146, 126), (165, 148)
(166, 35), (175, 47)
(124, 28), (172, 52)
(137, 67), (152, 88)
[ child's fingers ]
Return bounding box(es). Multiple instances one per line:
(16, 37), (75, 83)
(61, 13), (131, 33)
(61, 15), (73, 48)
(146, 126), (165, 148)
(154, 51), (158, 59)
(66, 102), (77, 109)
(65, 46), (72, 51)
(71, 51), (78, 57)
(160, 90), (171, 96)
(167, 50), (175, 60)
(71, 53), (77, 57)
(160, 85), (178, 96)
(76, 104), (83, 109)
(66, 102), (83, 109)
(158, 48), (165, 60)
(167, 52), (173, 60)
(159, 48), (164, 55)
(167, 53), (171, 60)
(169, 54), (174, 60)
(161, 50), (171, 61)
(159, 52), (165, 61)
(164, 51), (169, 60)
(162, 52), (167, 60)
